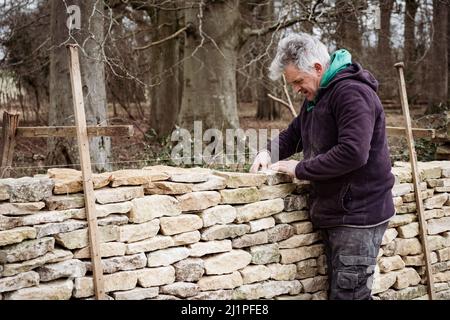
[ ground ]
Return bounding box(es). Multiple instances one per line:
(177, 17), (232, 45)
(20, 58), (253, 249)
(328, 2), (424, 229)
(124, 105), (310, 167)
(2, 101), (444, 178)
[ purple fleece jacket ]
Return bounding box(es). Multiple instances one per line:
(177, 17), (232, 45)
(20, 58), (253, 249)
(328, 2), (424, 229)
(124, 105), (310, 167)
(268, 63), (395, 228)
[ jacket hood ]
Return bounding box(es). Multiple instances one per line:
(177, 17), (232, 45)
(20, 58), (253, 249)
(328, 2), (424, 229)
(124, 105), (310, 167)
(324, 63), (379, 93)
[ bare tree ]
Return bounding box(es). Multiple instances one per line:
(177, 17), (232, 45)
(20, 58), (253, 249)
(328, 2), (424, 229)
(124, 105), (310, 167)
(147, 3), (182, 137)
(48, 0), (111, 172)
(426, 0), (448, 113)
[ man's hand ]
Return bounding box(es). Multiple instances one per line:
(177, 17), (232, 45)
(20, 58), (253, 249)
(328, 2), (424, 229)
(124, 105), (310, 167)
(269, 160), (299, 178)
(250, 150), (272, 173)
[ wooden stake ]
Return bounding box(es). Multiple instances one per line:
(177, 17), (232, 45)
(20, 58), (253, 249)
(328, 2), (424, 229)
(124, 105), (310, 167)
(67, 44), (105, 300)
(394, 62), (435, 300)
(0, 111), (20, 178)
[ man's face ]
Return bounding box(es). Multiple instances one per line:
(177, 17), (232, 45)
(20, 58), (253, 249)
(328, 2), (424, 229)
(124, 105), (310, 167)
(284, 63), (324, 101)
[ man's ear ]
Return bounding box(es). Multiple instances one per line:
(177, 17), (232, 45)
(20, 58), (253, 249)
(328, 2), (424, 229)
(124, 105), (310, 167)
(314, 63), (323, 75)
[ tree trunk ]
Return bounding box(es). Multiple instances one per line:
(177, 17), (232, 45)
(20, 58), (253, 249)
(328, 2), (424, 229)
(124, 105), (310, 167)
(404, 0), (419, 65)
(253, 0), (279, 120)
(48, 0), (111, 172)
(178, 0), (240, 132)
(334, 0), (363, 60)
(149, 4), (181, 138)
(376, 0), (394, 99)
(426, 0), (448, 113)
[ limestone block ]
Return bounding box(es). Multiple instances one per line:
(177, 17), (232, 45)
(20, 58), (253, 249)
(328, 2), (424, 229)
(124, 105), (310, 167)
(235, 199), (284, 223)
(111, 287), (159, 300)
(73, 271), (138, 298)
(54, 225), (119, 250)
(378, 255), (405, 273)
(397, 222), (419, 238)
(126, 235), (174, 255)
(136, 266), (175, 287)
(0, 202), (45, 216)
(424, 193), (448, 209)
(176, 191), (221, 212)
(428, 217), (450, 235)
(0, 271), (39, 293)
(160, 282), (200, 298)
(381, 228), (398, 245)
(95, 202), (132, 218)
(189, 240), (232, 257)
(144, 181), (193, 195)
(292, 221), (314, 235)
(95, 186), (144, 205)
(200, 205), (236, 227)
(48, 168), (111, 194)
(0, 227), (36, 246)
(259, 169), (293, 186)
(300, 275), (328, 293)
(97, 214), (129, 226)
(197, 271), (243, 291)
(378, 285), (427, 300)
(250, 243), (281, 265)
(268, 263), (297, 281)
(280, 244), (325, 264)
(258, 184), (296, 200)
(160, 214), (202, 235)
(233, 280), (301, 299)
(388, 214), (417, 228)
(284, 195), (308, 211)
(239, 265), (271, 284)
(0, 177), (54, 202)
(118, 219), (160, 243)
(220, 187), (260, 204)
(144, 166), (211, 183)
(1, 249), (73, 277)
(393, 267), (421, 289)
(201, 224), (249, 241)
(173, 231), (201, 246)
(273, 211), (309, 223)
(174, 258), (204, 282)
(35, 220), (87, 238)
(232, 231), (268, 248)
(188, 290), (233, 300)
(296, 259), (318, 279)
(278, 233), (321, 249)
(267, 224), (296, 243)
(147, 247), (190, 267)
(73, 242), (126, 259)
(85, 253), (147, 274)
(128, 195), (180, 223)
(110, 169), (169, 187)
(191, 176), (227, 192)
(37, 259), (86, 282)
(246, 217), (275, 233)
(45, 194), (85, 211)
(0, 237), (54, 263)
(203, 250), (252, 275)
(214, 171), (267, 188)
(3, 279), (73, 300)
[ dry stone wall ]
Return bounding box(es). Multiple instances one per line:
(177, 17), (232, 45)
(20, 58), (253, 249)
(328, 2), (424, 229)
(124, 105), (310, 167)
(0, 162), (450, 300)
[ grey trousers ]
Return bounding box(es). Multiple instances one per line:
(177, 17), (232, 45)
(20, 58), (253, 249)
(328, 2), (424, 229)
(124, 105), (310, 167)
(320, 222), (388, 300)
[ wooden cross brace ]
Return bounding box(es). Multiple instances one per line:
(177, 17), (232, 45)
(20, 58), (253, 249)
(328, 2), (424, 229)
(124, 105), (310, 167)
(0, 112), (133, 177)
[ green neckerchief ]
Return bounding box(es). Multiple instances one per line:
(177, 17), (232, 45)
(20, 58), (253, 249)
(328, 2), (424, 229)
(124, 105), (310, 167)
(306, 49), (352, 112)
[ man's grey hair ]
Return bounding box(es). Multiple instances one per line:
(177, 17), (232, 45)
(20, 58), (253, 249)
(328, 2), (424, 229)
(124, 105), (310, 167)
(269, 33), (331, 80)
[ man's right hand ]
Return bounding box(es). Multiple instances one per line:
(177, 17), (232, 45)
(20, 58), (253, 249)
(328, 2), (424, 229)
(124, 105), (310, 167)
(250, 150), (272, 173)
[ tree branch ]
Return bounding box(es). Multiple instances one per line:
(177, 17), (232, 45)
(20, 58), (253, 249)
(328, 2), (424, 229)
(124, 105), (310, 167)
(242, 16), (310, 39)
(132, 25), (188, 51)
(268, 94), (297, 118)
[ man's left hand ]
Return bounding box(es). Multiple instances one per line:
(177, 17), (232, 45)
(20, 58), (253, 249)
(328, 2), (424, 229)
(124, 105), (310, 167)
(269, 160), (299, 178)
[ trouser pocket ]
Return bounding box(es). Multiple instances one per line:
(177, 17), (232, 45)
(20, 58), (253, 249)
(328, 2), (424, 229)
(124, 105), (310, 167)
(332, 255), (377, 300)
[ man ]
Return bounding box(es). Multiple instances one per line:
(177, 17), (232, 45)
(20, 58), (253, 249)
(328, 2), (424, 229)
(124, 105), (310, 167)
(250, 33), (395, 300)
